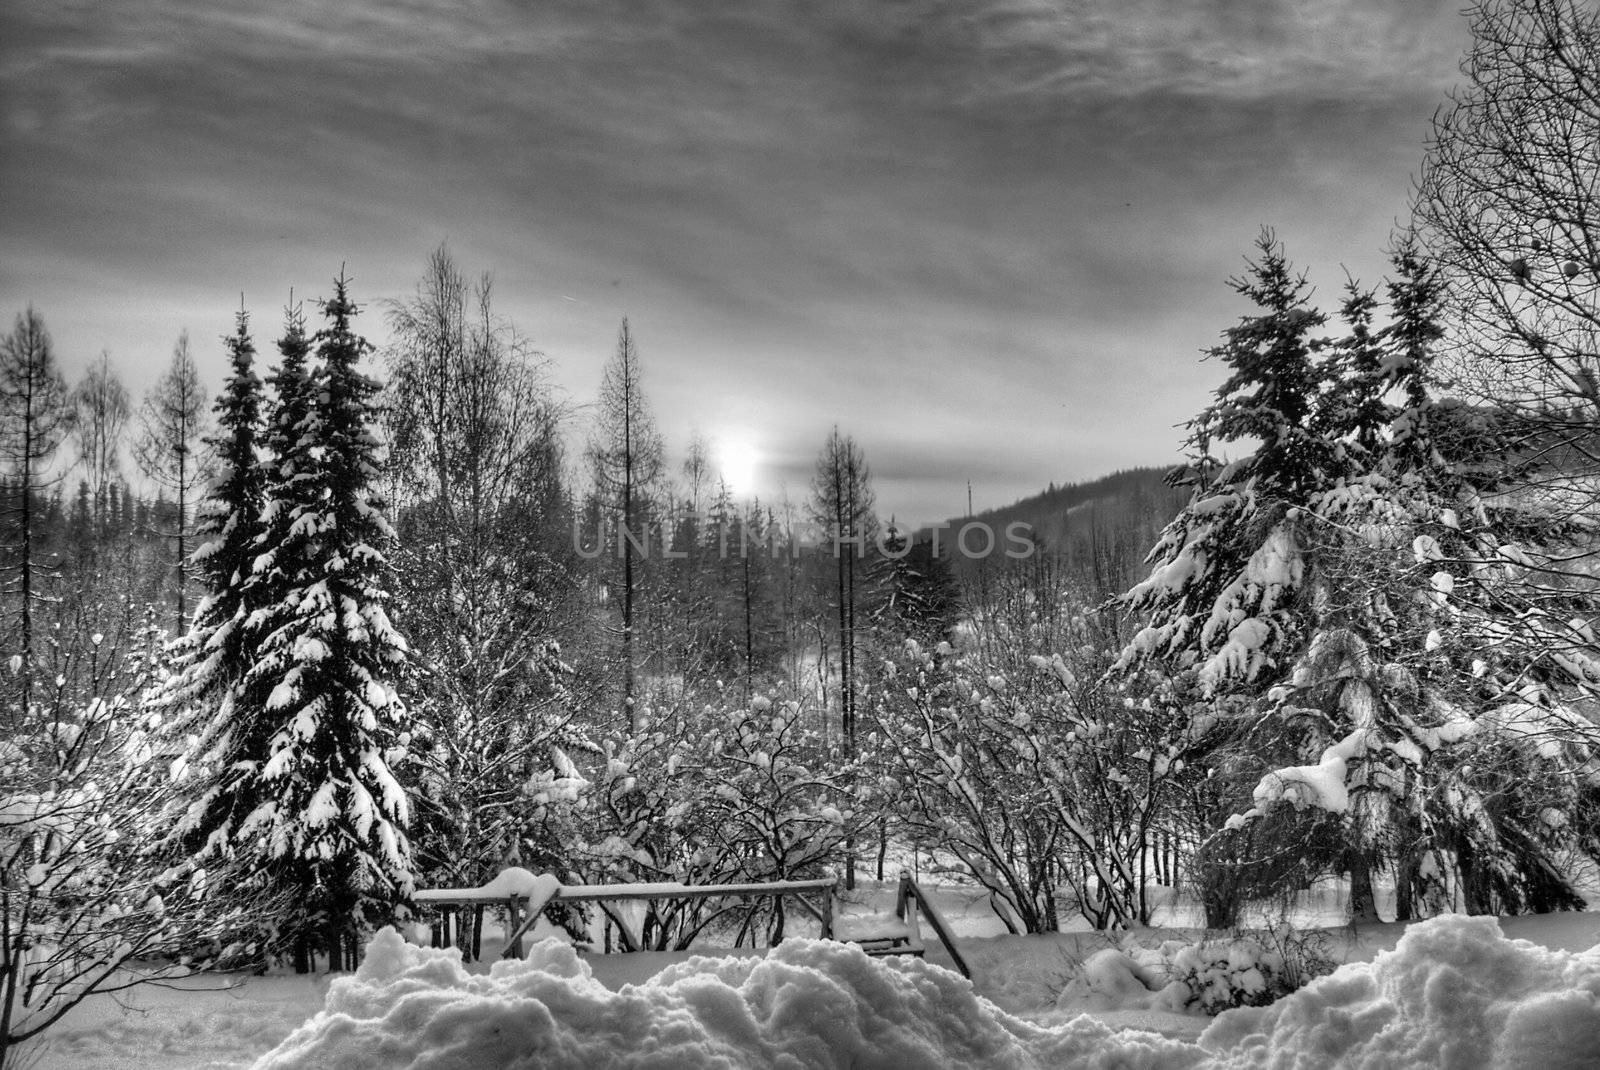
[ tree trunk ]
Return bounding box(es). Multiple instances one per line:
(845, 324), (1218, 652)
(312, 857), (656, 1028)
(742, 549), (754, 705)
(1347, 850), (1380, 924)
(1395, 853), (1418, 922)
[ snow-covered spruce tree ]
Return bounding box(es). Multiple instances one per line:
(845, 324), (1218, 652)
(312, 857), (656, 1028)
(1117, 230), (1332, 692)
(1244, 240), (1600, 919)
(1113, 232), (1391, 927)
(1343, 241), (1600, 916)
(868, 521), (961, 648)
(162, 304), (312, 961)
(1120, 234), (1600, 924)
(159, 308), (266, 745)
(200, 279), (413, 971)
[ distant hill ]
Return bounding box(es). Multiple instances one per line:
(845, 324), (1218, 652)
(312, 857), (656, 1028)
(916, 466), (1190, 593)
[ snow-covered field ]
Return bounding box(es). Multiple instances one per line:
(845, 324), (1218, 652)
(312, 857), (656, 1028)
(24, 881), (1600, 1070)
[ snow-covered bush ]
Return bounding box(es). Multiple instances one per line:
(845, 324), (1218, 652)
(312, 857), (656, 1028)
(1164, 930), (1332, 1015)
(403, 637), (592, 896)
(1056, 924), (1335, 1017)
(869, 625), (1198, 931)
(568, 694), (865, 949)
(1, 623), (272, 1069)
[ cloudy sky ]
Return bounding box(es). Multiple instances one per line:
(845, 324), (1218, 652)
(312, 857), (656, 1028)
(1, 0), (1470, 526)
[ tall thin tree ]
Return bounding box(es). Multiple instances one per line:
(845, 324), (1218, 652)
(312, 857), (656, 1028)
(134, 332), (208, 632)
(383, 248), (584, 888)
(0, 307), (70, 701)
(809, 427), (876, 746)
(808, 428), (875, 889)
(588, 318), (664, 727)
(69, 350), (130, 510)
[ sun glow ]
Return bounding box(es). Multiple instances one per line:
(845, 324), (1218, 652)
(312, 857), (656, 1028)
(714, 432), (760, 497)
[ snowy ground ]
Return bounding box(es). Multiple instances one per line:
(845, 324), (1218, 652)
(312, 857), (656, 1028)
(23, 882), (1600, 1069)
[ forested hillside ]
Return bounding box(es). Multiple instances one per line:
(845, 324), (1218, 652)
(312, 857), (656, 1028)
(923, 467), (1189, 595)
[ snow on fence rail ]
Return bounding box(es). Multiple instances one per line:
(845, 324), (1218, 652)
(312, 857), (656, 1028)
(414, 868), (838, 960)
(413, 868), (970, 977)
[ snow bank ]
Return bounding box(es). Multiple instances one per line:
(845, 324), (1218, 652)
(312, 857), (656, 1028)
(255, 915), (1599, 1070)
(1201, 914), (1600, 1069)
(254, 930), (1204, 1070)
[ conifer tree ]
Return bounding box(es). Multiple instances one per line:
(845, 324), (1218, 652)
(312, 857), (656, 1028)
(1321, 277), (1386, 456)
(1121, 233), (1600, 923)
(165, 302), (319, 962)
(869, 522), (959, 647)
(1118, 231), (1331, 691)
(808, 427), (877, 744)
(160, 307), (266, 768)
(174, 281), (413, 971)
(247, 276), (412, 969)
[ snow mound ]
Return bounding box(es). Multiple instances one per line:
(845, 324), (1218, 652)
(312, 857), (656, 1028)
(256, 915), (1600, 1070)
(1200, 914), (1600, 1069)
(254, 929), (1205, 1069)
(1058, 934), (1300, 1018)
(1058, 946), (1189, 1013)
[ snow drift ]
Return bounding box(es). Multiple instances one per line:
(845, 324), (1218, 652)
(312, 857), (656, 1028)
(253, 932), (1202, 1070)
(255, 914), (1599, 1070)
(1199, 914), (1600, 1069)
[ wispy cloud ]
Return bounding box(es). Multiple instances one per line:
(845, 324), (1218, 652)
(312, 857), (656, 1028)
(0, 0), (1471, 524)
(936, 0), (1464, 104)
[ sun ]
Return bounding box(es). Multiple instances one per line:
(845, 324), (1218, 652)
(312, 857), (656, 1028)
(713, 432), (760, 497)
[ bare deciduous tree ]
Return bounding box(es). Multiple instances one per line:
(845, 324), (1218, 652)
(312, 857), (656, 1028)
(383, 247), (585, 887)
(808, 427), (876, 751)
(0, 307), (70, 696)
(588, 319), (664, 725)
(68, 351), (130, 502)
(1415, 0), (1600, 534)
(133, 333), (208, 631)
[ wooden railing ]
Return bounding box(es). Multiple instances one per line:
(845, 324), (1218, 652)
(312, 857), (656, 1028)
(415, 874), (837, 961)
(894, 872), (971, 979)
(414, 869), (969, 980)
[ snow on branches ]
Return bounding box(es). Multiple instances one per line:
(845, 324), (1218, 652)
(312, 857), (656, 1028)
(869, 629), (1199, 932)
(1119, 230), (1600, 919)
(159, 280), (414, 971)
(2, 628), (279, 1064)
(567, 696), (862, 950)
